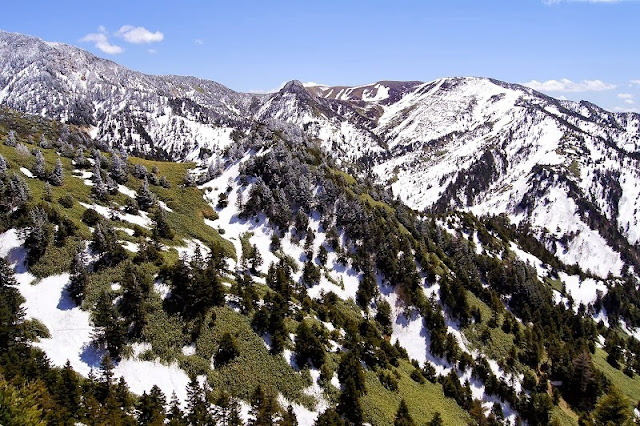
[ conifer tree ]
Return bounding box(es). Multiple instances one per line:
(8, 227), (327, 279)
(68, 251), (88, 305)
(215, 332), (240, 367)
(110, 153), (128, 184)
(394, 400), (415, 426)
(167, 392), (186, 426)
(152, 206), (174, 240)
(33, 150), (46, 179)
(50, 158), (64, 186)
(137, 177), (156, 211)
(43, 181), (52, 202)
(0, 257), (25, 350)
(73, 148), (88, 169)
(92, 164), (109, 201)
(4, 130), (16, 146)
(281, 405), (298, 426)
(186, 377), (211, 425)
(92, 291), (126, 359)
(427, 412), (444, 426)
(58, 360), (82, 420)
(0, 154), (7, 179)
(25, 206), (51, 264)
(593, 386), (632, 426)
(120, 261), (151, 338)
(294, 321), (325, 368)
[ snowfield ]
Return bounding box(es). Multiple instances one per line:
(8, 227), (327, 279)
(0, 229), (192, 403)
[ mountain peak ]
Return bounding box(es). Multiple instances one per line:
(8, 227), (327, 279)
(280, 80), (309, 94)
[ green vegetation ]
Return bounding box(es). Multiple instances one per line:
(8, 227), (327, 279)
(361, 361), (469, 425)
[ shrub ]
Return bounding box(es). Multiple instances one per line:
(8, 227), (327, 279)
(58, 195), (74, 208)
(82, 208), (101, 226)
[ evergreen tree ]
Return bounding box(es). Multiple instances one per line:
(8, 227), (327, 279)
(593, 386), (632, 426)
(337, 377), (363, 425)
(427, 412), (444, 426)
(215, 332), (240, 367)
(4, 130), (16, 146)
(58, 360), (82, 421)
(92, 291), (126, 359)
(228, 397), (243, 426)
(0, 154), (7, 179)
(186, 377), (211, 425)
(33, 150), (46, 179)
(0, 257), (25, 351)
(375, 299), (393, 336)
(25, 206), (51, 265)
(394, 399), (416, 426)
(73, 148), (88, 169)
(92, 164), (109, 201)
(137, 177), (156, 211)
(152, 206), (174, 240)
(67, 251), (88, 305)
(167, 392), (186, 426)
(314, 409), (345, 426)
(110, 153), (128, 184)
(250, 386), (278, 426)
(43, 182), (52, 202)
(119, 262), (151, 338)
(115, 377), (133, 419)
(49, 158), (64, 186)
(281, 405), (298, 426)
(294, 321), (325, 368)
(138, 385), (166, 425)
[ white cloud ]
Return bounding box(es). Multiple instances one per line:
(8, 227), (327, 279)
(613, 106), (639, 113)
(624, 99), (635, 105)
(194, 39), (204, 45)
(618, 93), (634, 99)
(148, 48), (157, 54)
(116, 26), (164, 44)
(631, 80), (640, 86)
(523, 78), (616, 93)
(80, 27), (123, 54)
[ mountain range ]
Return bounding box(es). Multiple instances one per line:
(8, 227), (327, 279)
(1, 29), (640, 425)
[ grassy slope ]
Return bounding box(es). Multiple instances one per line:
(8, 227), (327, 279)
(593, 347), (640, 405)
(362, 360), (470, 425)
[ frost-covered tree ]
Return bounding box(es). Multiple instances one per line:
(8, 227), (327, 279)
(4, 130), (16, 147)
(32, 150), (46, 179)
(15, 143), (30, 158)
(73, 148), (89, 169)
(131, 163), (148, 179)
(104, 174), (118, 195)
(159, 176), (171, 188)
(183, 171), (196, 187)
(136, 177), (156, 211)
(6, 174), (30, 210)
(39, 134), (51, 149)
(0, 155), (7, 179)
(49, 158), (64, 186)
(43, 182), (52, 202)
(109, 154), (128, 184)
(92, 166), (109, 201)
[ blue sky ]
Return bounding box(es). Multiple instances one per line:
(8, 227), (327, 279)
(1, 0), (639, 111)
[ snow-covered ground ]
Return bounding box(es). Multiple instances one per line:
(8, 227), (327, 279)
(0, 228), (192, 404)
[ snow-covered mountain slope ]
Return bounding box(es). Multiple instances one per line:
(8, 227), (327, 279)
(0, 30), (259, 160)
(309, 77), (640, 278)
(1, 30), (639, 278)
